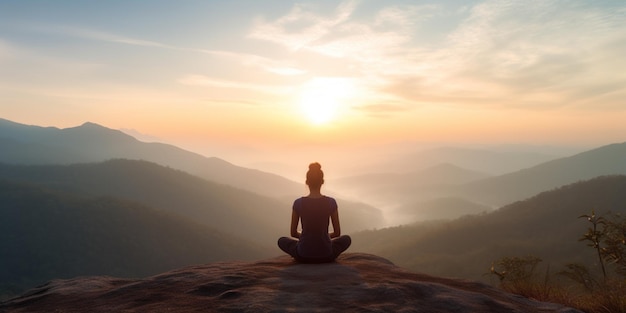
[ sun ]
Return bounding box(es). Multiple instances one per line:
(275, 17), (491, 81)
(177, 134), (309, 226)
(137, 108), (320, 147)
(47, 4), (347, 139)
(297, 77), (355, 125)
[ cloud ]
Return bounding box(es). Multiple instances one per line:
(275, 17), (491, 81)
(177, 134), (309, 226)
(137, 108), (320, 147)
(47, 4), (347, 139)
(266, 67), (307, 76)
(178, 74), (291, 95)
(249, 1), (358, 51)
(23, 23), (168, 48)
(22, 22), (306, 79)
(235, 53), (307, 76)
(428, 0), (626, 108)
(249, 1), (436, 62)
(77, 24), (310, 78)
(200, 49), (307, 76)
(249, 0), (626, 112)
(352, 102), (413, 118)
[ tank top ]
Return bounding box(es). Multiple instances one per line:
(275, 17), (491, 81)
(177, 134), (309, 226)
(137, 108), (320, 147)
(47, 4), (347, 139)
(293, 196), (337, 259)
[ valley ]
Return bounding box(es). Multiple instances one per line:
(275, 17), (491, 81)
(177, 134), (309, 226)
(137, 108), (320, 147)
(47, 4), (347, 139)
(2, 118), (625, 301)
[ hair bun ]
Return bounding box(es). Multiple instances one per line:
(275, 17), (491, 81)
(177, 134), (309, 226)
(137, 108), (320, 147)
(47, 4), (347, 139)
(308, 162), (322, 171)
(306, 162), (324, 187)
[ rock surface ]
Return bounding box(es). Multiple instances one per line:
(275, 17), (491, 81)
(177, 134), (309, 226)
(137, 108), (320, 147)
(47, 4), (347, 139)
(1, 253), (580, 313)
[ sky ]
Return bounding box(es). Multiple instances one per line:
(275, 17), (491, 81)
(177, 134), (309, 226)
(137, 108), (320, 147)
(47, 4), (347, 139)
(1, 0), (625, 171)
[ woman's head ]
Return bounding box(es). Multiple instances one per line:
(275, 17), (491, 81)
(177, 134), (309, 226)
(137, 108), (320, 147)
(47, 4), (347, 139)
(306, 162), (324, 189)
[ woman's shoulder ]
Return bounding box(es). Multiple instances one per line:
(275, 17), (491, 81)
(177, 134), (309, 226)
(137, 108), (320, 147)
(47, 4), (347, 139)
(323, 195), (336, 201)
(324, 196), (338, 209)
(293, 196), (304, 207)
(307, 195), (336, 202)
(295, 195), (336, 203)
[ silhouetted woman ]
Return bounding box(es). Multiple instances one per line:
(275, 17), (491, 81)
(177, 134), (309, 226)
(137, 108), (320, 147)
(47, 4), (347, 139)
(278, 162), (351, 263)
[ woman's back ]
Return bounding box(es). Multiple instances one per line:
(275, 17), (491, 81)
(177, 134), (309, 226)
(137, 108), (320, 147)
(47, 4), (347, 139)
(294, 196), (337, 258)
(277, 162), (351, 263)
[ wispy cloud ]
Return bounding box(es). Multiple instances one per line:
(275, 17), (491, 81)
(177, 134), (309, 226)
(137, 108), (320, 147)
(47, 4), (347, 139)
(178, 74), (292, 95)
(206, 50), (307, 76)
(249, 1), (358, 51)
(21, 23), (305, 79)
(23, 23), (168, 48)
(6, 21), (309, 104)
(352, 102), (413, 118)
(249, 1), (435, 62)
(430, 0), (626, 109)
(249, 0), (626, 112)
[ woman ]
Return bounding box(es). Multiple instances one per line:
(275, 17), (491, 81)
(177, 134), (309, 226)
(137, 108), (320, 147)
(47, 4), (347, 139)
(278, 162), (352, 263)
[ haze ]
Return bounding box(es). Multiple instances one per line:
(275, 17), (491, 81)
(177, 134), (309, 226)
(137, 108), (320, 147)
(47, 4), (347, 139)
(1, 0), (625, 179)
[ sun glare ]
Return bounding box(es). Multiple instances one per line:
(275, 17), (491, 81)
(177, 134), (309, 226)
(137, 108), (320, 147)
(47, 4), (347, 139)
(298, 77), (356, 125)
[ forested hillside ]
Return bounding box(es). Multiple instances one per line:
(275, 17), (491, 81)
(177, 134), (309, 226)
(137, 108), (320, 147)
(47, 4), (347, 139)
(0, 160), (384, 241)
(0, 180), (271, 299)
(0, 160), (288, 243)
(0, 159), (383, 299)
(352, 175), (626, 281)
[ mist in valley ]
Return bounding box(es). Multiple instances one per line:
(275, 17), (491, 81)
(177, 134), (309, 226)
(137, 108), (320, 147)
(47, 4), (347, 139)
(204, 139), (590, 227)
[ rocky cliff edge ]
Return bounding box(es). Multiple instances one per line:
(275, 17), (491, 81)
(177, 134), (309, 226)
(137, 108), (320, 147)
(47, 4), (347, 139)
(0, 253), (581, 313)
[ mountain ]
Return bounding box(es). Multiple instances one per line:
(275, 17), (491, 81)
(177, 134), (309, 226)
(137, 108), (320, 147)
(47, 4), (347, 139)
(459, 142), (626, 206)
(0, 160), (384, 241)
(351, 175), (626, 281)
(330, 163), (491, 215)
(0, 160), (287, 243)
(334, 163), (490, 190)
(333, 142), (626, 217)
(0, 159), (383, 299)
(0, 253), (581, 313)
(378, 146), (565, 175)
(0, 180), (271, 300)
(0, 118), (302, 198)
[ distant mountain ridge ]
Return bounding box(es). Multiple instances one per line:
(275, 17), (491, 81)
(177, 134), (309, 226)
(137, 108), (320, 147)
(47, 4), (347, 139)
(0, 118), (302, 198)
(380, 146), (566, 175)
(460, 142), (626, 206)
(331, 162), (490, 208)
(334, 163), (490, 188)
(330, 141), (626, 216)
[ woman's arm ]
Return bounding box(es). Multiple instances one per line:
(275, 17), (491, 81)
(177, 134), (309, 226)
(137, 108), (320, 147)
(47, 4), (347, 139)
(329, 209), (341, 238)
(290, 210), (301, 238)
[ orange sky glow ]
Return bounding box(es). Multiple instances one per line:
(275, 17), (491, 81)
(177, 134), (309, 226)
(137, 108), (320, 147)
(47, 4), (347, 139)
(1, 0), (625, 171)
